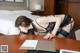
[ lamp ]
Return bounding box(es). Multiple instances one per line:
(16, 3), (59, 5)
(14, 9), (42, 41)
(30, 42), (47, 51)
(29, 4), (42, 11)
(34, 4), (41, 11)
(27, 0), (44, 15)
(28, 0), (44, 11)
(31, 4), (43, 15)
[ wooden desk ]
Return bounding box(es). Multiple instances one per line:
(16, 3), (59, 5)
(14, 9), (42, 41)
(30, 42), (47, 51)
(0, 35), (80, 53)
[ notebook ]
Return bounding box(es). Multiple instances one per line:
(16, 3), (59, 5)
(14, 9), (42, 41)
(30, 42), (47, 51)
(60, 49), (80, 53)
(20, 40), (56, 52)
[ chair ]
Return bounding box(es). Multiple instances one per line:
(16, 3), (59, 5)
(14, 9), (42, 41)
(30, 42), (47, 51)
(73, 27), (80, 40)
(68, 26), (80, 40)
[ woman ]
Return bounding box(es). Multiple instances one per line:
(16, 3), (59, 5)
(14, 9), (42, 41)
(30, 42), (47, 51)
(15, 14), (74, 39)
(15, 15), (74, 53)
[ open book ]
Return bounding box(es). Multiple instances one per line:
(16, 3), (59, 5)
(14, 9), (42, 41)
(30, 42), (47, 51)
(20, 40), (56, 52)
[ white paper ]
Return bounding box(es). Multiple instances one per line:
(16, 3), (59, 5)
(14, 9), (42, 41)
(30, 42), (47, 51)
(20, 40), (38, 49)
(0, 45), (8, 53)
(60, 49), (80, 53)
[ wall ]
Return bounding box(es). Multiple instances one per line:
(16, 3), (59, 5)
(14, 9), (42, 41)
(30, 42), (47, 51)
(0, 0), (44, 11)
(55, 0), (80, 28)
(0, 0), (27, 10)
(68, 0), (80, 28)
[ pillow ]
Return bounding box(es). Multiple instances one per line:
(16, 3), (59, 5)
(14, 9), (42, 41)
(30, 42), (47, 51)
(12, 10), (40, 21)
(0, 10), (32, 14)
(0, 19), (10, 34)
(0, 10), (12, 14)
(12, 10), (32, 14)
(0, 19), (20, 35)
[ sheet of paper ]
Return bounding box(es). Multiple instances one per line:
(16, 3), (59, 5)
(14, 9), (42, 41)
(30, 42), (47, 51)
(20, 40), (38, 49)
(60, 49), (80, 53)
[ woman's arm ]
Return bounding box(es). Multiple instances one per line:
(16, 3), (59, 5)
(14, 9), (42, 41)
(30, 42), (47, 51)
(44, 17), (62, 39)
(51, 17), (62, 35)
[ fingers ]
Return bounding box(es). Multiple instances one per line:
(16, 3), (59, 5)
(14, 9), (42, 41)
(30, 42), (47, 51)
(43, 35), (50, 39)
(48, 35), (53, 40)
(43, 35), (55, 40)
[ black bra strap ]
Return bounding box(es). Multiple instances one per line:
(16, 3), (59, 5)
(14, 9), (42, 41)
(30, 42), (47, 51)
(46, 22), (56, 33)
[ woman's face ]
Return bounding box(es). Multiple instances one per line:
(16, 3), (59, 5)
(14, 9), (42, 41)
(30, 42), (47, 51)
(18, 24), (33, 33)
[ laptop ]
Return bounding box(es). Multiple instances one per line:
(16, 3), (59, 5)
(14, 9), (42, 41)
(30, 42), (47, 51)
(20, 40), (56, 52)
(60, 49), (80, 53)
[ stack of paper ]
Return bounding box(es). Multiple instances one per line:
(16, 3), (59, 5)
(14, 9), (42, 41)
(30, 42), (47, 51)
(20, 40), (38, 49)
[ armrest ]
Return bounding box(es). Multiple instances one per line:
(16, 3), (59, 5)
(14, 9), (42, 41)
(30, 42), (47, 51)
(68, 26), (80, 40)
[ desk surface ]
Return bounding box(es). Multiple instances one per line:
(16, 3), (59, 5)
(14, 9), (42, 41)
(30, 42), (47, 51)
(0, 35), (80, 53)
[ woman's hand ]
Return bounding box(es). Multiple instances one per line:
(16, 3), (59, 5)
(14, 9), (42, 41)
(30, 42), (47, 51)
(43, 33), (56, 40)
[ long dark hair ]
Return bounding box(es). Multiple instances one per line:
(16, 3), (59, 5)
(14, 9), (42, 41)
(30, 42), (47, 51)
(15, 16), (32, 27)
